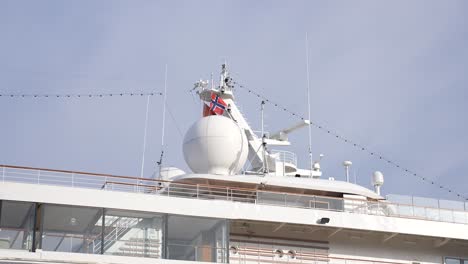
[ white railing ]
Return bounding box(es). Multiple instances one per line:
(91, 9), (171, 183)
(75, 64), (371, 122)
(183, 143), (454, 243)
(229, 243), (414, 264)
(1, 164), (468, 225)
(253, 130), (270, 139)
(270, 150), (298, 167)
(92, 217), (141, 253)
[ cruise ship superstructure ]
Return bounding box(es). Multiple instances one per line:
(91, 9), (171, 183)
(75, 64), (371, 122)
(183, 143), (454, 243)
(1, 65), (467, 264)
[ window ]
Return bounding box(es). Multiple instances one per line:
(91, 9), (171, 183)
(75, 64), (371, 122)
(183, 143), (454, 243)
(102, 209), (164, 258)
(1, 200), (230, 263)
(0, 201), (35, 251)
(167, 215), (228, 263)
(446, 258), (468, 264)
(41, 204), (103, 254)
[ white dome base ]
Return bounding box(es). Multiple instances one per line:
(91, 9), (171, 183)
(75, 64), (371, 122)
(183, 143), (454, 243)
(182, 115), (248, 175)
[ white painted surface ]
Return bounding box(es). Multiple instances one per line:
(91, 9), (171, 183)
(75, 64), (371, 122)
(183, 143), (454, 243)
(1, 182), (468, 241)
(159, 167), (186, 181)
(329, 234), (468, 264)
(173, 173), (383, 199)
(183, 115), (248, 175)
(0, 249), (195, 264)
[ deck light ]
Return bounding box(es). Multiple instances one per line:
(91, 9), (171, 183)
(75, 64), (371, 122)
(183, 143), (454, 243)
(229, 246), (238, 255)
(69, 217), (78, 226)
(288, 250), (297, 259)
(275, 249), (284, 258)
(318, 217), (330, 224)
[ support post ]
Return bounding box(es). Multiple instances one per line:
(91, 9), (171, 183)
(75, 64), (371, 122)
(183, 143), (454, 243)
(162, 214), (168, 259)
(31, 203), (39, 252)
(225, 219), (230, 263)
(38, 204), (44, 250)
(101, 208), (105, 254)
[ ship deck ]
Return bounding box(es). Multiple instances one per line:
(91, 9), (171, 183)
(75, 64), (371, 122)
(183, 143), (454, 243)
(1, 164), (467, 226)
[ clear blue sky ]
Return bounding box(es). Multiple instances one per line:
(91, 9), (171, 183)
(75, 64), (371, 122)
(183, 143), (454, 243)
(1, 0), (467, 201)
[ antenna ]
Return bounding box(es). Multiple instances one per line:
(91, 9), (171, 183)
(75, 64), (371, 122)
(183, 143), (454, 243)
(260, 100), (269, 175)
(343, 161), (352, 182)
(157, 64), (168, 177)
(261, 100), (265, 139)
(305, 32), (313, 178)
(211, 72), (214, 90)
(139, 92), (151, 178)
(260, 101), (268, 175)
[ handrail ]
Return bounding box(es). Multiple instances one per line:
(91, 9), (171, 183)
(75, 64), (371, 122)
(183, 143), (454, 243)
(92, 217), (141, 253)
(0, 165), (421, 204)
(0, 164), (155, 182)
(98, 182), (468, 224)
(0, 164), (385, 201)
(270, 150), (298, 167)
(1, 164), (467, 225)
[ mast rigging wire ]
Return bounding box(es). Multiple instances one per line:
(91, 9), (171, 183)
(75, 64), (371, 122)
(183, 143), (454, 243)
(0, 92), (162, 98)
(232, 80), (467, 200)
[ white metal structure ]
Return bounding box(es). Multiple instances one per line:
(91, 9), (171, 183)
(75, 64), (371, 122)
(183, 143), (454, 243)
(372, 171), (385, 195)
(1, 65), (467, 264)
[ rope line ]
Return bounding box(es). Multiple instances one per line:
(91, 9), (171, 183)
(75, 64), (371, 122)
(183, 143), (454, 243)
(0, 92), (162, 98)
(233, 81), (467, 200)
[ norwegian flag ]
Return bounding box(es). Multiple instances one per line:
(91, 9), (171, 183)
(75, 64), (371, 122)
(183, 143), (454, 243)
(209, 93), (227, 115)
(202, 104), (213, 117)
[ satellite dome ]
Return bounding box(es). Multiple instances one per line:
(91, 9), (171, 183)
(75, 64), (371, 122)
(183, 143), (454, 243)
(372, 171), (384, 186)
(183, 115), (248, 175)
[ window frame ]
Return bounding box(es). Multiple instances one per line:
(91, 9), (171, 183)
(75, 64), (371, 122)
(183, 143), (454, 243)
(445, 257), (468, 264)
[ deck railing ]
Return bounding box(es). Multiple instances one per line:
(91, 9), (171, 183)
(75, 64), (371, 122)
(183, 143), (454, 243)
(271, 150), (298, 168)
(1, 164), (467, 225)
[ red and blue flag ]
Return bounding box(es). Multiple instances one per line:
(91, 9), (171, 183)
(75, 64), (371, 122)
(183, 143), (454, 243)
(209, 93), (227, 115)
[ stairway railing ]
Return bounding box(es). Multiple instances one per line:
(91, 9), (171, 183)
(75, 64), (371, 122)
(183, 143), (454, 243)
(91, 217), (141, 254)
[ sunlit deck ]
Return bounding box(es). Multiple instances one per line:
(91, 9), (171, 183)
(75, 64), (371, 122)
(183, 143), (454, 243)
(1, 164), (467, 225)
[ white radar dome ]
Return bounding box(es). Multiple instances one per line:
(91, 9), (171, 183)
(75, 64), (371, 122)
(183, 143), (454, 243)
(183, 115), (248, 175)
(372, 171), (384, 186)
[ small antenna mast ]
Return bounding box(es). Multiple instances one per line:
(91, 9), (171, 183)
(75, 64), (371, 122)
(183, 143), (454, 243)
(305, 32), (313, 178)
(260, 100), (269, 175)
(157, 64), (168, 177)
(140, 92), (151, 178)
(261, 101), (265, 141)
(211, 72), (214, 90)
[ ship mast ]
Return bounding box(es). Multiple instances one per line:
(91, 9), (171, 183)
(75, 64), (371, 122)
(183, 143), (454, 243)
(193, 64), (321, 178)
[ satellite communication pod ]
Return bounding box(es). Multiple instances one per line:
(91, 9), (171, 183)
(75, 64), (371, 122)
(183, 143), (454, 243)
(183, 115), (248, 175)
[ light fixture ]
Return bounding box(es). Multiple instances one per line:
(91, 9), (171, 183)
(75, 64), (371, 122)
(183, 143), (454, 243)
(229, 246), (238, 255)
(275, 249), (284, 258)
(69, 217), (78, 226)
(288, 250), (297, 259)
(317, 217), (330, 224)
